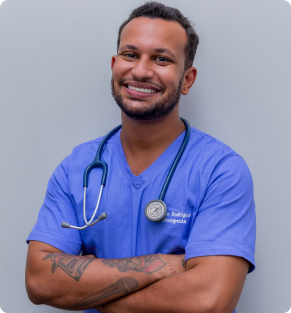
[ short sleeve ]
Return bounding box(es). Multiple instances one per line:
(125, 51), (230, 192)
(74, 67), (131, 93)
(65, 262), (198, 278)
(185, 155), (256, 273)
(27, 155), (83, 255)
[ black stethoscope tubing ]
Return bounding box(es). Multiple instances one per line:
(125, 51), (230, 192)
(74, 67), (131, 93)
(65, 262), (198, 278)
(61, 118), (190, 229)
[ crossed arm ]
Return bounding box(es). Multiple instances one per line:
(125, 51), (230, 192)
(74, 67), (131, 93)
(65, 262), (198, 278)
(26, 240), (249, 313)
(25, 240), (185, 310)
(95, 255), (248, 313)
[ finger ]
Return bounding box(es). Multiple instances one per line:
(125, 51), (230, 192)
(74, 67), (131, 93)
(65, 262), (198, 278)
(84, 254), (96, 258)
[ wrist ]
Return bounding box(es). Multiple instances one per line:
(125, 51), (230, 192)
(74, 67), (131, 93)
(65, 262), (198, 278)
(133, 254), (167, 282)
(154, 254), (168, 280)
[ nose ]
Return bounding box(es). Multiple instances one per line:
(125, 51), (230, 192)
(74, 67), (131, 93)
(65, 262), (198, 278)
(131, 56), (154, 81)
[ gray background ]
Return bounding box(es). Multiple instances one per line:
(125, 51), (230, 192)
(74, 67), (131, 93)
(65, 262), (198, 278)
(0, 0), (290, 312)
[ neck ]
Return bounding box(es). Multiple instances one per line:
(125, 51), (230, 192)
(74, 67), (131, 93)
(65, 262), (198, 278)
(119, 107), (185, 176)
(120, 107), (185, 154)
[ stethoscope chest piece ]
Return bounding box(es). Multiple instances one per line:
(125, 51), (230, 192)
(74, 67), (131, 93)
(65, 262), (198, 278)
(144, 200), (167, 222)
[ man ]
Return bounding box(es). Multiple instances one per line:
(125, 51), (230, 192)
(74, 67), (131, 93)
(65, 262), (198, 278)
(25, 2), (256, 313)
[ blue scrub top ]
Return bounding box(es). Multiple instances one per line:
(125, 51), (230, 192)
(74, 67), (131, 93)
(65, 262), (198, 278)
(27, 127), (256, 313)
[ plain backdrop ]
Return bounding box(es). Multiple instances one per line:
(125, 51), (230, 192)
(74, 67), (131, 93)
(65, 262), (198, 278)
(0, 0), (290, 312)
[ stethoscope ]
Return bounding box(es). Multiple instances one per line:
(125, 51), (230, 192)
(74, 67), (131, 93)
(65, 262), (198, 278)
(61, 118), (190, 230)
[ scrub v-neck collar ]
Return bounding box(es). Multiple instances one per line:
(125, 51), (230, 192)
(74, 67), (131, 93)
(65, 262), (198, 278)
(114, 129), (186, 189)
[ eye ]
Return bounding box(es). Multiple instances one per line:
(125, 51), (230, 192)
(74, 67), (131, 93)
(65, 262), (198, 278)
(155, 56), (172, 64)
(156, 57), (168, 62)
(122, 53), (138, 59)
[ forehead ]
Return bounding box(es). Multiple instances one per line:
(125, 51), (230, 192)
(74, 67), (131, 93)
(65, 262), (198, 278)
(119, 17), (188, 57)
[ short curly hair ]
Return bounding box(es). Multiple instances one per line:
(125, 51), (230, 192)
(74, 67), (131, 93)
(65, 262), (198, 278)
(117, 1), (199, 71)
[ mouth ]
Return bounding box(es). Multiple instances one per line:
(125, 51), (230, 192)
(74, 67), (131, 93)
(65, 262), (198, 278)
(121, 80), (162, 97)
(126, 85), (158, 94)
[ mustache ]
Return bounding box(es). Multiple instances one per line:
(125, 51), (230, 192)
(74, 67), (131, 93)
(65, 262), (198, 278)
(119, 78), (165, 92)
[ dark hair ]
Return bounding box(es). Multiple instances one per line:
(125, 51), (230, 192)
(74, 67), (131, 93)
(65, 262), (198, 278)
(117, 1), (199, 71)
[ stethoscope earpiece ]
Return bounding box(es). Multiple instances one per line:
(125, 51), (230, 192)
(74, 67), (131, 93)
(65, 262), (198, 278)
(98, 212), (108, 221)
(61, 222), (70, 228)
(61, 212), (108, 229)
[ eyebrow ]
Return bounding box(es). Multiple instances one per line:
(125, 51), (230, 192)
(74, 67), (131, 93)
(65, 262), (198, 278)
(119, 45), (176, 58)
(153, 48), (176, 58)
(119, 44), (138, 51)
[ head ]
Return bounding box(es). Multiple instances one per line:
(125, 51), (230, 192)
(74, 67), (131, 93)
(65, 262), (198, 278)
(117, 2), (199, 72)
(111, 2), (199, 121)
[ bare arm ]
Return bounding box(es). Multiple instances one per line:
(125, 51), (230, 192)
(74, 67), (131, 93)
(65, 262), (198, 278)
(95, 255), (249, 313)
(25, 240), (185, 311)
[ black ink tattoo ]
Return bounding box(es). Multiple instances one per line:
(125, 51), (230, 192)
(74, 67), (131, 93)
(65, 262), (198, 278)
(71, 277), (139, 308)
(42, 253), (95, 281)
(101, 255), (166, 274)
(182, 259), (186, 268)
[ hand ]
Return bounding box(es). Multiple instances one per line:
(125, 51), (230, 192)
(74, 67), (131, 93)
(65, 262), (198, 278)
(159, 253), (186, 278)
(84, 254), (97, 258)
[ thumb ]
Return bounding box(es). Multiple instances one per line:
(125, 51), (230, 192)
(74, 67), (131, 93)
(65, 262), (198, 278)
(84, 254), (96, 258)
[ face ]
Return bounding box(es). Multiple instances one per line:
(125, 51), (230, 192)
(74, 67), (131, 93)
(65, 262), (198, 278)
(111, 17), (195, 121)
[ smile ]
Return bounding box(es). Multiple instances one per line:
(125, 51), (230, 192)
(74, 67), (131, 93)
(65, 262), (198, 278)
(127, 85), (157, 94)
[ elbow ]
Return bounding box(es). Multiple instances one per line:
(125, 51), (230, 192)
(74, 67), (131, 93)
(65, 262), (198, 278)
(200, 293), (234, 313)
(25, 274), (47, 305)
(181, 290), (230, 313)
(201, 300), (221, 313)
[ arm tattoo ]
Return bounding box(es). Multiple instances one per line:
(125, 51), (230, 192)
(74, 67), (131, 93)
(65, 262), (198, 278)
(42, 253), (95, 281)
(71, 277), (138, 308)
(101, 255), (166, 274)
(182, 259), (186, 268)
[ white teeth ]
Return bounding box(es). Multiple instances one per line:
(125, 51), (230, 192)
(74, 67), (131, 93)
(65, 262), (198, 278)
(128, 85), (157, 94)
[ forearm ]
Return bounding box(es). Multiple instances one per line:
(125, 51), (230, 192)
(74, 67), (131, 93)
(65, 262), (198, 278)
(26, 242), (182, 311)
(96, 256), (249, 313)
(96, 270), (206, 313)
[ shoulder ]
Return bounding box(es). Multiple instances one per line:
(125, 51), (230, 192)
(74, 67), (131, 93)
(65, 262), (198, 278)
(55, 130), (120, 178)
(189, 127), (237, 156)
(71, 136), (104, 156)
(52, 136), (106, 179)
(187, 127), (241, 163)
(185, 127), (252, 184)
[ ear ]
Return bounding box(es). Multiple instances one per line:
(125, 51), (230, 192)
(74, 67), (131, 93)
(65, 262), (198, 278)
(111, 55), (117, 70)
(181, 67), (197, 95)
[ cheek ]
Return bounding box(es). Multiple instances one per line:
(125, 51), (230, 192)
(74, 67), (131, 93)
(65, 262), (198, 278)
(155, 67), (181, 89)
(112, 59), (132, 80)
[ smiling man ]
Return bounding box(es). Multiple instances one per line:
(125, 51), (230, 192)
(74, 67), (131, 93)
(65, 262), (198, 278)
(25, 2), (256, 313)
(111, 17), (189, 122)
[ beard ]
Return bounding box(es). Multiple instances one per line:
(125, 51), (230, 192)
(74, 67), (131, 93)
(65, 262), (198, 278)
(111, 78), (183, 121)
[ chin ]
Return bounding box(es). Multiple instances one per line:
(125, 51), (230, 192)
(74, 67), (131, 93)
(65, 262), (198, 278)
(111, 79), (182, 121)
